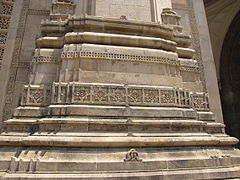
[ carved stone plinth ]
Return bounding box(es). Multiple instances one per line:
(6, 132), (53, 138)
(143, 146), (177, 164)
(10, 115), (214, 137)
(0, 1), (240, 179)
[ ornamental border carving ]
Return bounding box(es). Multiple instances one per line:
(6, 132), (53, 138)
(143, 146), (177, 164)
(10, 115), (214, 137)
(61, 51), (180, 66)
(187, 0), (207, 91)
(27, 9), (50, 16)
(41, 82), (210, 111)
(3, 0), (30, 120)
(32, 55), (58, 64)
(60, 50), (200, 72)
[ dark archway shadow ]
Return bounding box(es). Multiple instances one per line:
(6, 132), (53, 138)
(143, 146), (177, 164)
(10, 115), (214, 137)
(220, 11), (240, 148)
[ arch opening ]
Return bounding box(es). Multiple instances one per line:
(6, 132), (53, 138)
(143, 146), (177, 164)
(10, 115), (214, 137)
(220, 11), (240, 148)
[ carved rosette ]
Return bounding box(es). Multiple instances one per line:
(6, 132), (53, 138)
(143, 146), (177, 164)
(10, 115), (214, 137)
(73, 86), (91, 102)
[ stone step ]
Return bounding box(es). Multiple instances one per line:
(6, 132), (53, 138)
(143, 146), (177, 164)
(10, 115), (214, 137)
(0, 146), (240, 179)
(29, 132), (210, 137)
(14, 105), (197, 119)
(2, 166), (240, 180)
(0, 135), (237, 147)
(2, 118), (224, 134)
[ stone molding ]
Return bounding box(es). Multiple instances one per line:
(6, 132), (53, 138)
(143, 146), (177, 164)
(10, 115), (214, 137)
(61, 51), (180, 66)
(60, 50), (200, 72)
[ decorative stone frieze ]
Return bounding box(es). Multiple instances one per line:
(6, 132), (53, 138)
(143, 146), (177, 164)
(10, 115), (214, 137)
(61, 51), (180, 66)
(50, 82), (209, 111)
(32, 55), (59, 64)
(180, 66), (200, 72)
(60, 50), (200, 73)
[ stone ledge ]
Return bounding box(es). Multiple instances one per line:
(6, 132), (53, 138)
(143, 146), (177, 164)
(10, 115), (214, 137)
(0, 135), (237, 147)
(48, 105), (197, 118)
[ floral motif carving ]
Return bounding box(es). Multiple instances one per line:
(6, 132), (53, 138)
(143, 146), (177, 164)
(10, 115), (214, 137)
(92, 87), (108, 102)
(29, 89), (44, 104)
(160, 90), (175, 104)
(21, 85), (51, 106)
(124, 149), (142, 162)
(191, 93), (209, 110)
(128, 88), (143, 103)
(109, 87), (126, 103)
(73, 86), (91, 102)
(144, 89), (159, 103)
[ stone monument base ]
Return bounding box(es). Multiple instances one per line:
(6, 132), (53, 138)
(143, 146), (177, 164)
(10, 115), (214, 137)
(0, 146), (240, 179)
(0, 111), (240, 179)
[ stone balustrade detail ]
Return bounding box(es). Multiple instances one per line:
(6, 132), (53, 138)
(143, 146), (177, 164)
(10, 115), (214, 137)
(20, 83), (210, 111)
